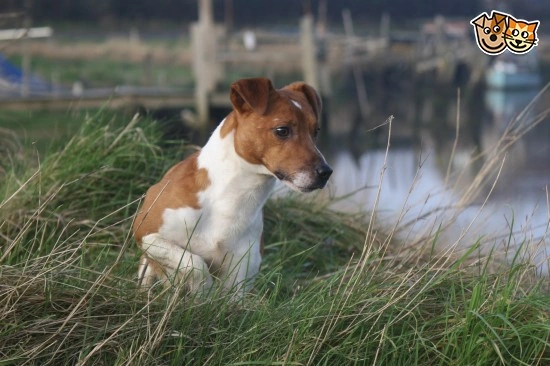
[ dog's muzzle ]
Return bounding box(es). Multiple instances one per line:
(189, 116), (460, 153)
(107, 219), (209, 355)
(274, 161), (332, 192)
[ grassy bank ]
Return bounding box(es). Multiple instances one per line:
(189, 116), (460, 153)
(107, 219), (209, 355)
(0, 114), (549, 365)
(6, 53), (194, 89)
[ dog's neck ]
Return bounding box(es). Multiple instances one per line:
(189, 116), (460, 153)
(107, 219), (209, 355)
(197, 118), (276, 204)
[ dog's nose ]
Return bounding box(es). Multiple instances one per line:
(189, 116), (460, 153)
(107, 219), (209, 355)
(490, 34), (497, 42)
(316, 163), (333, 181)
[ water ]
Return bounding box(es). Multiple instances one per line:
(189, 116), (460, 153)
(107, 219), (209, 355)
(324, 84), (550, 274)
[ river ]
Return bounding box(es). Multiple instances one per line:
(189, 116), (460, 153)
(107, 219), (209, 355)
(323, 81), (549, 275)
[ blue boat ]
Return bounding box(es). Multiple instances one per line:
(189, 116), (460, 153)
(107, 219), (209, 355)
(0, 53), (51, 95)
(485, 49), (541, 89)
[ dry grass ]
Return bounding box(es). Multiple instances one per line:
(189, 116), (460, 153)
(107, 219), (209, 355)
(0, 101), (549, 364)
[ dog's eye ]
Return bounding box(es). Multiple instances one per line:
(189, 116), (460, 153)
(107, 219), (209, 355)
(493, 25), (500, 33)
(274, 126), (291, 139)
(483, 27), (491, 34)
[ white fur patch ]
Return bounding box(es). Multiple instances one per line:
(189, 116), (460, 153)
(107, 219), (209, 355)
(283, 170), (315, 192)
(290, 99), (302, 110)
(148, 122), (275, 296)
(160, 207), (201, 243)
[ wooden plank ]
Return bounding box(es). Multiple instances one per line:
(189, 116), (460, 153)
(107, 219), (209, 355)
(0, 27), (53, 41)
(300, 15), (318, 90)
(0, 92), (231, 111)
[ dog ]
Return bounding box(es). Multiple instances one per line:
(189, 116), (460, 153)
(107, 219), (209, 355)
(133, 77), (332, 298)
(470, 11), (507, 55)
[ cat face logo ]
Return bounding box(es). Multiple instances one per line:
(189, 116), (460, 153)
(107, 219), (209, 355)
(504, 16), (539, 54)
(471, 11), (507, 55)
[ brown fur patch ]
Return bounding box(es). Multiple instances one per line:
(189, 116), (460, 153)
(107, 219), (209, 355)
(230, 77), (275, 116)
(220, 113), (238, 139)
(282, 81), (322, 119)
(133, 151), (211, 243)
(231, 84), (322, 176)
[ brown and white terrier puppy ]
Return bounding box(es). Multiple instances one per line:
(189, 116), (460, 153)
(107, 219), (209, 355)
(133, 78), (332, 298)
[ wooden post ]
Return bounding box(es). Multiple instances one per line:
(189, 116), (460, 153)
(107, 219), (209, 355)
(199, 0), (213, 24)
(191, 22), (209, 131)
(191, 0), (224, 129)
(316, 0), (331, 142)
(380, 13), (390, 48)
(433, 15), (451, 82)
(224, 0), (233, 38)
(300, 14), (318, 90)
(21, 3), (31, 97)
(143, 53), (153, 85)
(434, 15), (446, 55)
(342, 9), (369, 121)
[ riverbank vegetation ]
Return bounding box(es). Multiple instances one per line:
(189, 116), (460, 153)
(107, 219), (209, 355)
(1, 113), (548, 365)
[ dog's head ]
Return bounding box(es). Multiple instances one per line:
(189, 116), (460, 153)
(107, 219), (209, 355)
(222, 77), (332, 192)
(471, 11), (507, 55)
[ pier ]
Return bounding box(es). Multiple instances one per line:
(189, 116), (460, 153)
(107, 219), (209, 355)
(0, 0), (487, 126)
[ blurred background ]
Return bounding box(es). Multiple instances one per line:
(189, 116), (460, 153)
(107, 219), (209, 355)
(1, 0), (549, 267)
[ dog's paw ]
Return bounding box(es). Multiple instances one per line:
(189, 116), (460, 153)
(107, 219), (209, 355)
(186, 267), (214, 296)
(141, 233), (170, 260)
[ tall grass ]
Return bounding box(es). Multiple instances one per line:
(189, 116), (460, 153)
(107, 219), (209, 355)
(0, 113), (549, 365)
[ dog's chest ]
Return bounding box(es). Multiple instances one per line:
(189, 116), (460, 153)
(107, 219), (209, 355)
(157, 180), (270, 255)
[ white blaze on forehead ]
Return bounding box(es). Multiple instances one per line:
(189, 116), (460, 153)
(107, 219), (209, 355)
(290, 99), (302, 110)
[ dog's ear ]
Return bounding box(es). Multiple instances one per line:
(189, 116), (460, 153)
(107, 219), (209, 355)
(471, 13), (487, 28)
(230, 78), (274, 115)
(491, 11), (508, 26)
(285, 82), (322, 120)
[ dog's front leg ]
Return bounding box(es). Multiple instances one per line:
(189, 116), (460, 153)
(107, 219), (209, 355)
(219, 246), (261, 300)
(141, 233), (213, 295)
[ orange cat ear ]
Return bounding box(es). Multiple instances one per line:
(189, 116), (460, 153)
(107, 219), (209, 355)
(527, 21), (539, 33)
